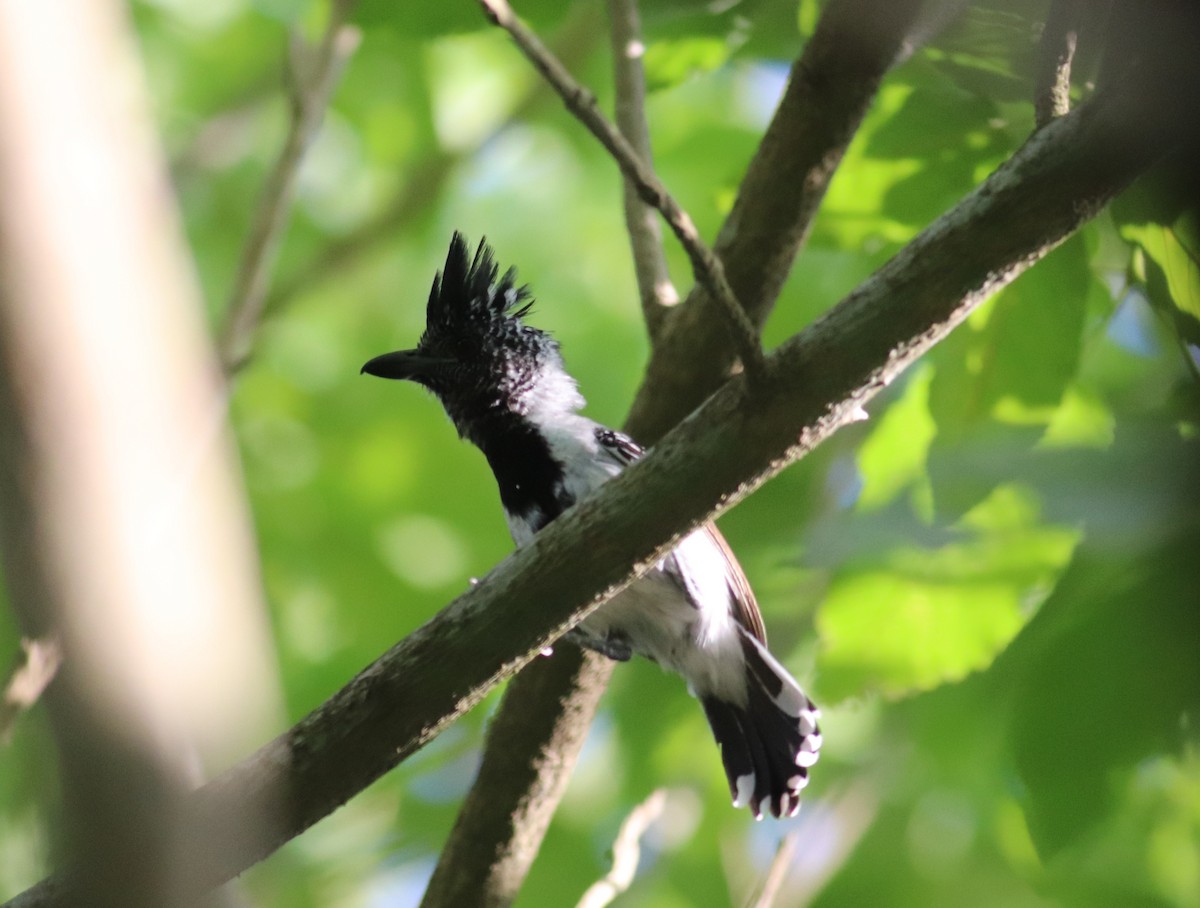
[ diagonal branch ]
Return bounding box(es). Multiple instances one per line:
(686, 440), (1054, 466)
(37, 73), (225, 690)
(476, 0), (765, 381)
(218, 0), (360, 374)
(751, 831), (799, 908)
(259, 0), (604, 322)
(8, 52), (1196, 908)
(576, 789), (668, 908)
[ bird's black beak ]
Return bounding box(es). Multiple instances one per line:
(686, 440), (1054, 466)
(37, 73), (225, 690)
(361, 350), (454, 381)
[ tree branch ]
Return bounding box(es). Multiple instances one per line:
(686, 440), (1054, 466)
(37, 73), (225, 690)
(0, 1), (280, 904)
(8, 39), (1196, 907)
(0, 638), (61, 744)
(218, 0), (360, 374)
(420, 647), (614, 908)
(576, 789), (667, 908)
(264, 152), (456, 316)
(1035, 0), (1083, 128)
(476, 0), (765, 381)
(751, 831), (799, 908)
(608, 0), (678, 340)
(259, 1), (604, 322)
(625, 0), (925, 441)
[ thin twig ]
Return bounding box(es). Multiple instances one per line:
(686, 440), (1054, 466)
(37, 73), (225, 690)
(625, 0), (926, 440)
(260, 1), (603, 322)
(0, 638), (62, 744)
(263, 153), (455, 318)
(577, 789), (668, 908)
(1035, 0), (1083, 128)
(751, 831), (798, 908)
(606, 0), (678, 341)
(218, 0), (360, 374)
(477, 0), (765, 381)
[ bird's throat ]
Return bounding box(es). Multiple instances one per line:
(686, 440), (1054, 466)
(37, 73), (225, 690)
(472, 412), (571, 534)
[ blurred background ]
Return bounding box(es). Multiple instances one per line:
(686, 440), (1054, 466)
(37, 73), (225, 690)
(1, 0), (1197, 905)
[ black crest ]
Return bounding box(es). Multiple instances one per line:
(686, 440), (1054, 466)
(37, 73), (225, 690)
(426, 232), (533, 334)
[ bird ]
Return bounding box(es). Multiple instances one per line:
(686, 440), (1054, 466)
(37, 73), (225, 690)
(362, 232), (821, 819)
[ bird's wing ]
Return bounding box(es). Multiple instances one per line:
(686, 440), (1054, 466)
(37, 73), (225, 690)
(698, 521), (767, 644)
(594, 427), (768, 645)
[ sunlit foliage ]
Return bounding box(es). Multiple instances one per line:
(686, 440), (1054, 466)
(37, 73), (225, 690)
(1, 1), (1196, 905)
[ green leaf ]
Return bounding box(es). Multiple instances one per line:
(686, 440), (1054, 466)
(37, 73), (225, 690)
(817, 486), (1077, 701)
(1123, 217), (1200, 351)
(856, 366), (936, 511)
(1111, 153), (1200, 366)
(926, 234), (1094, 517)
(1007, 529), (1200, 857)
(643, 37), (732, 92)
(922, 1), (1044, 102)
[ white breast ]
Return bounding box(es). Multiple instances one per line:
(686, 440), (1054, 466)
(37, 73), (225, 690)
(502, 413), (749, 705)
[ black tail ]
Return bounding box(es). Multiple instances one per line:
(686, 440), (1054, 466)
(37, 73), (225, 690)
(701, 630), (821, 819)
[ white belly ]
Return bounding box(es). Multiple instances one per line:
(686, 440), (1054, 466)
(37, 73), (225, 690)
(580, 535), (749, 706)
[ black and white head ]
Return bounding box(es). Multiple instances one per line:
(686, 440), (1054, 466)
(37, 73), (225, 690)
(362, 233), (583, 437)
